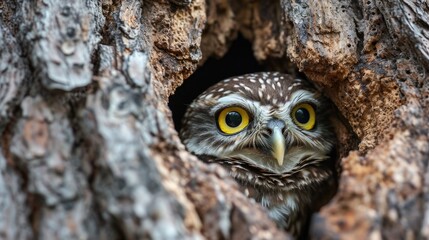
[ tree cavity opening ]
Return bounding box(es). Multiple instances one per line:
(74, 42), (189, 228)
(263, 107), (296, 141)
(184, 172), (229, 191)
(169, 35), (264, 131)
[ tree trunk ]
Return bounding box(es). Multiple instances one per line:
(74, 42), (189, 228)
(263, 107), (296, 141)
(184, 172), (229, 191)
(0, 0), (428, 239)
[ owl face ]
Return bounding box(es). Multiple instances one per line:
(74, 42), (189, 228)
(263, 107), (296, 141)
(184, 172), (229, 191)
(180, 72), (335, 182)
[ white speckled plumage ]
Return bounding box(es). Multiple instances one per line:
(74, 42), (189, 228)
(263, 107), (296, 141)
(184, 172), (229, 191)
(180, 72), (337, 237)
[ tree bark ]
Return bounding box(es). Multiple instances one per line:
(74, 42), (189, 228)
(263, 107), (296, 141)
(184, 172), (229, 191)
(0, 0), (428, 240)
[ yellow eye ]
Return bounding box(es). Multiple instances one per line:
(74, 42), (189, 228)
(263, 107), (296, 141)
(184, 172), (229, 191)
(292, 103), (316, 130)
(217, 107), (250, 134)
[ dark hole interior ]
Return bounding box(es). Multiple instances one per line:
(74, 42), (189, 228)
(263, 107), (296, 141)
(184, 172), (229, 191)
(168, 34), (353, 239)
(169, 35), (264, 131)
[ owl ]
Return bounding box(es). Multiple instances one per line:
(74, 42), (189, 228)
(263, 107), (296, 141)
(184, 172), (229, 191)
(180, 72), (337, 237)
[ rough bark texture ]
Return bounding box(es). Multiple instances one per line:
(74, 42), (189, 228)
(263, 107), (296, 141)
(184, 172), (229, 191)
(1, 0), (428, 240)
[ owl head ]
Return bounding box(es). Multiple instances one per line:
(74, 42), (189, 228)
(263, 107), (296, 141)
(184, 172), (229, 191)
(180, 72), (335, 186)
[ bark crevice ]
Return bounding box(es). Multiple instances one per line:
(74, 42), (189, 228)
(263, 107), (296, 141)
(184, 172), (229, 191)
(1, 0), (428, 239)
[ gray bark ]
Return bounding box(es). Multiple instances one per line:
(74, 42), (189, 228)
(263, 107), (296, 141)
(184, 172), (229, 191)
(1, 0), (285, 239)
(1, 0), (429, 239)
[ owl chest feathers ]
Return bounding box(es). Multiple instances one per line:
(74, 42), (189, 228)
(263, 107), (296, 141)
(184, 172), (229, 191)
(217, 154), (335, 233)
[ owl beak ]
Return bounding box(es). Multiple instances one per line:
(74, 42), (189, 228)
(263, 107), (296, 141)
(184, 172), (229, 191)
(270, 126), (285, 166)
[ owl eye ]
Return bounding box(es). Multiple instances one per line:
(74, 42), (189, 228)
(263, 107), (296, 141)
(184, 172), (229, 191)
(292, 103), (316, 130)
(217, 107), (250, 134)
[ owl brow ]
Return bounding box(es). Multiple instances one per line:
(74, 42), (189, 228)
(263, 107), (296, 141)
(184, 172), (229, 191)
(274, 90), (319, 118)
(209, 94), (260, 116)
(289, 90), (320, 107)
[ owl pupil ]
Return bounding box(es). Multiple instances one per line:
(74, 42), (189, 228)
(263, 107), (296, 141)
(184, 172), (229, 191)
(225, 111), (242, 127)
(296, 108), (310, 124)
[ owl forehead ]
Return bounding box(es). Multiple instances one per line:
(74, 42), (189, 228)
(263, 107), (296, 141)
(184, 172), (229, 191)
(198, 72), (311, 106)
